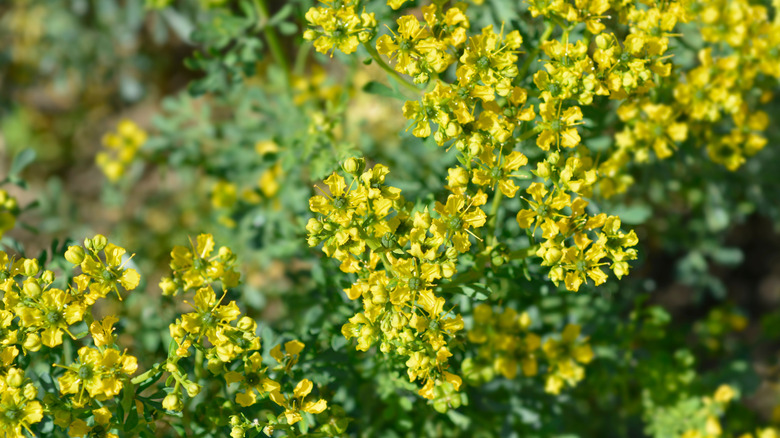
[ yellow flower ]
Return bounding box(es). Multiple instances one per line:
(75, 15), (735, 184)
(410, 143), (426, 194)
(68, 407), (117, 438)
(713, 384), (736, 403)
(90, 315), (119, 347)
(537, 103), (583, 150)
(516, 183), (571, 239)
(97, 119), (146, 182)
(258, 163), (283, 198)
(269, 379), (328, 425)
(57, 346), (138, 407)
(304, 3), (376, 56)
(15, 287), (84, 348)
(309, 173), (367, 227)
(78, 239), (140, 300)
(457, 25), (522, 95)
(0, 386), (43, 437)
(224, 352), (280, 407)
(472, 150), (529, 197)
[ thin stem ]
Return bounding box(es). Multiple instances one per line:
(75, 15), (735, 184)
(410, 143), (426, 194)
(254, 0), (290, 76)
(194, 348), (205, 380)
(518, 125), (543, 142)
(294, 42), (312, 76)
(362, 42), (421, 94)
(379, 252), (396, 277)
(518, 21), (555, 79)
(485, 190), (504, 240)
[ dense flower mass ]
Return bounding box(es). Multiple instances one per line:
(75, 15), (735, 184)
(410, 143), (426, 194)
(96, 120), (147, 183)
(1, 0), (779, 435)
(301, 0), (779, 411)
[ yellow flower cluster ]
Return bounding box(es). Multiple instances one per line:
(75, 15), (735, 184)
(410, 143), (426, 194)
(377, 4), (471, 84)
(159, 233), (240, 297)
(463, 305), (541, 382)
(0, 235), (137, 353)
(303, 0), (377, 56)
(307, 160), (465, 399)
(1, 235), (139, 437)
(678, 385), (780, 438)
(300, 0), (778, 407)
(96, 119), (147, 183)
(0, 190), (18, 239)
(517, 175), (639, 291)
(209, 141), (286, 227)
(56, 334), (138, 408)
(161, 234), (335, 435)
(542, 323), (594, 394)
(0, 356), (43, 438)
(50, 312), (138, 435)
(463, 305), (593, 394)
(225, 341), (330, 436)
(3, 232), (339, 436)
(602, 0), (779, 188)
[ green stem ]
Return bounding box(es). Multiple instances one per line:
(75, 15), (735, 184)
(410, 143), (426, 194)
(194, 347), (205, 381)
(518, 125), (543, 142)
(518, 21), (555, 79)
(294, 42), (312, 77)
(254, 0), (290, 76)
(485, 190), (504, 240)
(63, 337), (73, 365)
(362, 43), (421, 94)
(379, 252), (396, 277)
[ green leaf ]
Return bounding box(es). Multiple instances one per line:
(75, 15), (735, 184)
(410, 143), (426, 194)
(268, 4), (293, 27)
(460, 284), (492, 300)
(611, 203), (652, 225)
(124, 407), (139, 431)
(362, 81), (405, 101)
(446, 410), (471, 428)
(10, 148), (35, 177)
(710, 247), (743, 266)
(277, 21), (298, 36)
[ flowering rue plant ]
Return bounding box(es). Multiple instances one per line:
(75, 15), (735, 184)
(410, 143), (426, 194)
(1, 0), (780, 436)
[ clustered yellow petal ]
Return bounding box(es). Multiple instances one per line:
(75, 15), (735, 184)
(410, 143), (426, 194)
(96, 119), (147, 183)
(463, 305), (593, 395)
(158, 235), (337, 436)
(0, 234), (143, 437)
(308, 161), (469, 400)
(303, 0), (377, 56)
(159, 233), (240, 296)
(677, 384), (780, 438)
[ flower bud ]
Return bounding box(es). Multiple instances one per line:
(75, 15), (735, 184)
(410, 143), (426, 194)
(237, 316), (256, 332)
(87, 234), (107, 251)
(306, 218), (323, 234)
(22, 259), (39, 277)
(23, 383), (37, 400)
(6, 368), (24, 387)
(447, 167), (470, 188)
(163, 393), (183, 411)
(535, 161), (551, 179)
(64, 246), (85, 265)
(40, 270), (55, 284)
(342, 157), (365, 175)
(22, 281), (41, 299)
(159, 277), (177, 296)
(184, 381), (202, 397)
(441, 261), (456, 278)
(542, 247), (562, 264)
